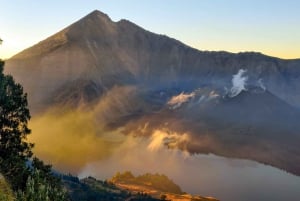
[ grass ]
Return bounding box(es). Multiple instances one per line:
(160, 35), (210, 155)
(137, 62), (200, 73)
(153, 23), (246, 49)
(0, 175), (14, 201)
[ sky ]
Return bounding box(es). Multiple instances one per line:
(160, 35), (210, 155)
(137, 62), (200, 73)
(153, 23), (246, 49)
(0, 0), (299, 59)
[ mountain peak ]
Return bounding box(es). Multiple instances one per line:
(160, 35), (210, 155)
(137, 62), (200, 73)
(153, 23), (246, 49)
(83, 10), (111, 21)
(9, 10), (114, 60)
(64, 9), (116, 41)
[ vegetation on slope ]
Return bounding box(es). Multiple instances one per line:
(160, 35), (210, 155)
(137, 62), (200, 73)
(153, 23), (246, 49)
(62, 174), (160, 201)
(109, 171), (219, 201)
(0, 58), (68, 200)
(0, 175), (14, 201)
(110, 171), (183, 194)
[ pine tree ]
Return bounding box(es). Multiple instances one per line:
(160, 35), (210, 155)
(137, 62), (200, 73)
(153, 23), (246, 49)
(0, 60), (33, 190)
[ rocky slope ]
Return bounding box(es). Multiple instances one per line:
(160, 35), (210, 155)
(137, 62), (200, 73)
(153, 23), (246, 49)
(4, 10), (300, 176)
(5, 10), (300, 112)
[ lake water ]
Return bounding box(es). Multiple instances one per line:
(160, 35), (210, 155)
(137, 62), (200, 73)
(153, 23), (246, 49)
(172, 154), (300, 201)
(79, 135), (300, 201)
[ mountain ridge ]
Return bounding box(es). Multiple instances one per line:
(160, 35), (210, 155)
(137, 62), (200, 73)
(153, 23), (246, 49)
(4, 10), (300, 176)
(11, 10), (300, 61)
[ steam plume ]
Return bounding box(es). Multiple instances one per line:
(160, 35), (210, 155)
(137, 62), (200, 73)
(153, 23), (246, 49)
(229, 69), (248, 97)
(167, 92), (195, 109)
(258, 78), (266, 91)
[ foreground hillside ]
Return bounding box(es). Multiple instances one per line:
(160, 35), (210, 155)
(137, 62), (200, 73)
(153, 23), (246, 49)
(62, 172), (219, 201)
(62, 174), (160, 201)
(0, 172), (220, 201)
(0, 175), (14, 201)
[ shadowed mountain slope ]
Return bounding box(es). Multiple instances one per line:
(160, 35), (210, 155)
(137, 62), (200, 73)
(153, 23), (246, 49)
(5, 10), (300, 111)
(4, 10), (300, 176)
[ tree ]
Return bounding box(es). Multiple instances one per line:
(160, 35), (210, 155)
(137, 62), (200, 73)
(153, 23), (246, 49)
(31, 157), (62, 189)
(0, 42), (67, 200)
(16, 169), (67, 201)
(0, 60), (33, 190)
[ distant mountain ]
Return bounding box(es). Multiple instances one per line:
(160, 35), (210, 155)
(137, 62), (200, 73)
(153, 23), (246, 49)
(4, 10), (300, 176)
(5, 10), (300, 111)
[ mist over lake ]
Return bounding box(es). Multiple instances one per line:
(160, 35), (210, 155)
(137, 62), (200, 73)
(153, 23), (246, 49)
(2, 4), (300, 200)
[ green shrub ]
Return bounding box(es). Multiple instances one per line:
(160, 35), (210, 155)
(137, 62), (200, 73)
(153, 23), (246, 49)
(0, 175), (14, 201)
(16, 170), (67, 201)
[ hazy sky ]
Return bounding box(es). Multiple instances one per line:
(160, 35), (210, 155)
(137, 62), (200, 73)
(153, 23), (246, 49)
(0, 0), (299, 59)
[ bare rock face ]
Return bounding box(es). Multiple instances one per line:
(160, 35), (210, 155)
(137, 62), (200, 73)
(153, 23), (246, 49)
(5, 10), (300, 111)
(4, 10), (300, 175)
